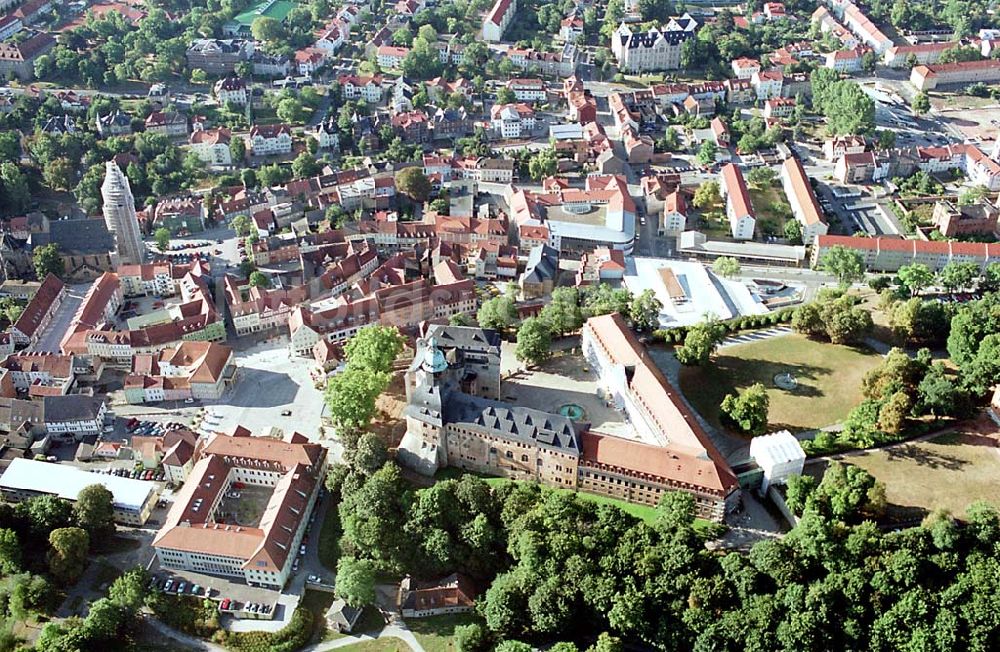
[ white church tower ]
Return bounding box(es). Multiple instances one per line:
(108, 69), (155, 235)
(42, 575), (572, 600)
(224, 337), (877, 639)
(101, 161), (145, 266)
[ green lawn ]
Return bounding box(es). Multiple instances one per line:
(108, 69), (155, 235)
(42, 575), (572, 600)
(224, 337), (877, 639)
(408, 613), (481, 652)
(807, 429), (1000, 523)
(748, 184), (793, 235)
(679, 333), (883, 433)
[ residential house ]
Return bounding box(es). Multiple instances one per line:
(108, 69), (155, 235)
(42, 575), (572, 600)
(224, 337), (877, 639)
(719, 163), (755, 240)
(248, 124), (293, 156)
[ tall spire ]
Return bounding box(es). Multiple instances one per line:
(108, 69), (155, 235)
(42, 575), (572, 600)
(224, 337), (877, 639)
(101, 161), (145, 265)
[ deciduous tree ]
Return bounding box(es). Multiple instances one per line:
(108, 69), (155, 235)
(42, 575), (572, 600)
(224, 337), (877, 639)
(515, 318), (553, 368)
(720, 382), (770, 435)
(47, 527), (89, 584)
(396, 167), (432, 203)
(819, 245), (866, 286)
(154, 227), (171, 251)
(336, 556), (376, 607)
(74, 484), (116, 546)
(33, 244), (62, 280)
(712, 256), (740, 278)
(344, 325), (404, 374)
(676, 318), (726, 366)
(477, 296), (517, 331)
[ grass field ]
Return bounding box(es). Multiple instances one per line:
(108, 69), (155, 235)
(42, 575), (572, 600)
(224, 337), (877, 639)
(679, 333), (883, 433)
(809, 429), (1000, 522)
(748, 184), (793, 235)
(408, 613), (481, 652)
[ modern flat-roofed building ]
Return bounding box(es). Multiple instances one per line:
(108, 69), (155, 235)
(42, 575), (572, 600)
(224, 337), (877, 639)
(0, 458), (159, 525)
(153, 429), (327, 589)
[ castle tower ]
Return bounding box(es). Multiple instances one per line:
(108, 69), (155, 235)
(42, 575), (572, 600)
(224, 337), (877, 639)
(101, 161), (145, 265)
(415, 337), (448, 388)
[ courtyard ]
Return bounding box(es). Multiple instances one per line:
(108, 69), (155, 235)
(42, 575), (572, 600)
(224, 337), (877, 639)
(212, 484), (273, 528)
(806, 420), (1000, 524)
(678, 333), (883, 433)
(500, 347), (651, 444)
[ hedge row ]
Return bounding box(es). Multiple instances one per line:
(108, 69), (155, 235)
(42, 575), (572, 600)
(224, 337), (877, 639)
(215, 607), (314, 652)
(653, 307), (798, 344)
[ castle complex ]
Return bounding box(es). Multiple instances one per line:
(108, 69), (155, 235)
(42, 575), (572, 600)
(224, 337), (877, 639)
(398, 316), (738, 521)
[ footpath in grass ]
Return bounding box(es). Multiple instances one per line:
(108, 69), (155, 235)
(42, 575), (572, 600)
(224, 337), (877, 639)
(337, 640), (411, 652)
(679, 333), (882, 433)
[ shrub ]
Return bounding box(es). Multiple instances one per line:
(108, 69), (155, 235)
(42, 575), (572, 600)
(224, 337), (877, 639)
(221, 607), (314, 652)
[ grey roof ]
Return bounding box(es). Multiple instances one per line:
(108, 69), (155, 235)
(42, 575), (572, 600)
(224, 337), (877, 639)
(426, 324), (501, 350)
(522, 244), (559, 285)
(444, 394), (586, 454)
(48, 219), (115, 255)
(42, 395), (106, 423)
(326, 599), (362, 629)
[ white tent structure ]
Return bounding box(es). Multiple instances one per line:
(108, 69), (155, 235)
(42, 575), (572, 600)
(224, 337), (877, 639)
(749, 430), (806, 492)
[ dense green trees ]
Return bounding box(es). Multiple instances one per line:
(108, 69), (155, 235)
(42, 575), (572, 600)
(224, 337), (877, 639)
(336, 455), (1000, 652)
(810, 70), (875, 135)
(792, 294), (873, 345)
(335, 557), (377, 607)
(47, 527), (89, 584)
(819, 245), (866, 286)
(325, 325), (405, 441)
(396, 167), (432, 203)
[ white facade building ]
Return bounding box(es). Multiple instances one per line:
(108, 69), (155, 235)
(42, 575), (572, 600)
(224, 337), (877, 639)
(611, 14), (697, 73)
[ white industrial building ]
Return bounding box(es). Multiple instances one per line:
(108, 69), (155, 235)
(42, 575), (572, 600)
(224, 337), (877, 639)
(623, 258), (769, 327)
(0, 458), (160, 525)
(749, 430), (806, 492)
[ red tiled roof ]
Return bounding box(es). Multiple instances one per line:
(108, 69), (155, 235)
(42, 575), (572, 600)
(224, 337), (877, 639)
(720, 164), (754, 218)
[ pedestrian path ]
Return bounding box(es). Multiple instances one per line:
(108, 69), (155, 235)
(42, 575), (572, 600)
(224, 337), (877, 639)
(717, 326), (792, 349)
